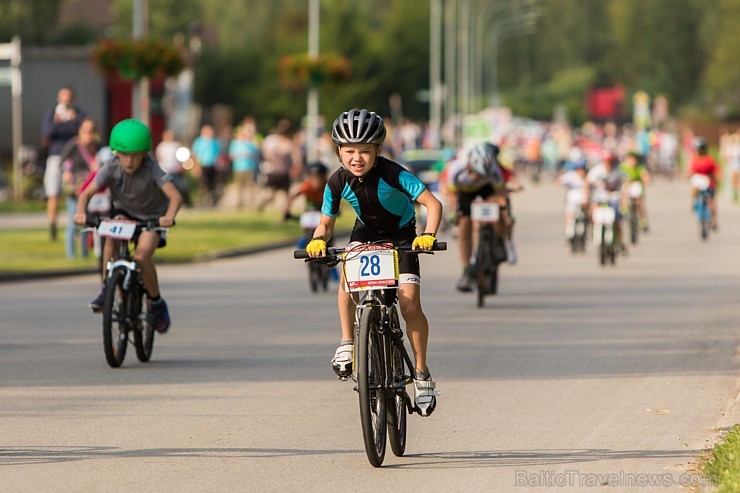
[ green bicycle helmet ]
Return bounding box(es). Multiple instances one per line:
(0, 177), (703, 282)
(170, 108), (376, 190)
(109, 119), (152, 152)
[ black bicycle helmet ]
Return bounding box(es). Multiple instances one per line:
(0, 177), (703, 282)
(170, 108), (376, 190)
(692, 136), (708, 153)
(306, 161), (329, 176)
(331, 108), (386, 145)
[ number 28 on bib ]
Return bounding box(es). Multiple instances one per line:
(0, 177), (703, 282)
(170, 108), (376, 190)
(343, 246), (399, 292)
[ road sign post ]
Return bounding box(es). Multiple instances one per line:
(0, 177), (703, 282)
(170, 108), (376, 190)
(0, 37), (22, 201)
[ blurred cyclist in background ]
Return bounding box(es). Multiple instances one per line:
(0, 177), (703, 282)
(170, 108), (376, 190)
(687, 137), (720, 231)
(447, 142), (515, 293)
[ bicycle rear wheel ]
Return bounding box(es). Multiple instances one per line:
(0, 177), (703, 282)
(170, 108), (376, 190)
(357, 306), (387, 467)
(102, 269), (128, 367)
(386, 307), (407, 457)
(132, 283), (155, 362)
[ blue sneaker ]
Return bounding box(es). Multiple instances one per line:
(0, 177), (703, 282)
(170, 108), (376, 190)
(89, 288), (106, 312)
(151, 298), (171, 333)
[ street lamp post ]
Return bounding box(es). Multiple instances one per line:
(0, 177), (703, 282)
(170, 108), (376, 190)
(444, 0), (457, 148)
(133, 0), (149, 125)
(429, 0), (443, 149)
(306, 0), (320, 163)
(486, 11), (539, 108)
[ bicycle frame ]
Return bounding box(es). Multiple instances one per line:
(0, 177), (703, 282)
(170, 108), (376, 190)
(352, 290), (416, 408)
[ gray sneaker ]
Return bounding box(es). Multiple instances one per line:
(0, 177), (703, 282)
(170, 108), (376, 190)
(89, 288), (105, 312)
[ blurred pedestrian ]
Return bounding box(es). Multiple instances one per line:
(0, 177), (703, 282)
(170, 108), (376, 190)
(156, 130), (191, 206)
(41, 86), (88, 240)
(229, 121), (261, 209)
(215, 124), (233, 202)
(59, 118), (99, 259)
(191, 124), (220, 206)
(257, 119), (298, 211)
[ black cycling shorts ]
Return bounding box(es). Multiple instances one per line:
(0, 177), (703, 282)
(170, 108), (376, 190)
(348, 220), (421, 279)
(456, 184), (495, 217)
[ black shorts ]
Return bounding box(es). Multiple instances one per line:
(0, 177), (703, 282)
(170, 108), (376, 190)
(348, 220), (421, 279)
(456, 184), (495, 217)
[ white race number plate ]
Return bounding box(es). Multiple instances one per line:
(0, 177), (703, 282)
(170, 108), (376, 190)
(343, 246), (399, 292)
(299, 211), (323, 229)
(592, 206), (616, 225)
(98, 219), (137, 240)
(471, 202), (500, 222)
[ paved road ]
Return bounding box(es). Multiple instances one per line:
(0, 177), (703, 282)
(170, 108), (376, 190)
(1, 177), (738, 492)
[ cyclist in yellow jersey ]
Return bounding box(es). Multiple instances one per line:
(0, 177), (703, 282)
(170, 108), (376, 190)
(619, 152), (651, 232)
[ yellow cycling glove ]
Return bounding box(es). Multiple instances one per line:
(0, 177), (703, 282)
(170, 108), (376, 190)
(306, 237), (327, 257)
(412, 233), (436, 251)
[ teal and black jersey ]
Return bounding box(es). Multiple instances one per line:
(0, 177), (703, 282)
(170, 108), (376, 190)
(321, 156), (426, 235)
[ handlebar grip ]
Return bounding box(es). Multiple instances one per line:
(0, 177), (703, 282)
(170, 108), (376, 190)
(433, 241), (447, 251)
(293, 249), (309, 259)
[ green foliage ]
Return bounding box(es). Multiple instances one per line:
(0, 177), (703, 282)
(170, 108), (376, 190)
(0, 0), (75, 44)
(703, 424), (740, 492)
(700, 0), (740, 115)
(504, 67), (595, 122)
(14, 0), (738, 126)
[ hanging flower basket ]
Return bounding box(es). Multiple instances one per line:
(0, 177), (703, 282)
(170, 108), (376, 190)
(93, 38), (185, 81)
(279, 53), (352, 90)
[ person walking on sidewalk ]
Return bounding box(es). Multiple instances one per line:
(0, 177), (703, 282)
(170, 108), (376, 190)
(41, 86), (87, 241)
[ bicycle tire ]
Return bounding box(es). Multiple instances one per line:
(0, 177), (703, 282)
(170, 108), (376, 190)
(386, 306), (407, 457)
(599, 227), (607, 266)
(490, 265), (499, 295)
(700, 196), (710, 240)
(320, 265), (330, 292)
(308, 263), (320, 293)
(357, 306), (387, 467)
(476, 226), (492, 308)
(102, 269), (128, 367)
(132, 282), (155, 362)
(630, 201), (639, 244)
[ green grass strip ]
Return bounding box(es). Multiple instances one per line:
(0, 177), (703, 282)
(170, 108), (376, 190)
(704, 424), (740, 492)
(0, 207), (355, 274)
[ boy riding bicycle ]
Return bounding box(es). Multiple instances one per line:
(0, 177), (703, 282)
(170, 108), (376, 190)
(305, 109), (443, 416)
(74, 119), (183, 334)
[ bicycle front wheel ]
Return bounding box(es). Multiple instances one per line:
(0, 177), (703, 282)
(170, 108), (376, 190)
(629, 201), (639, 244)
(132, 283), (155, 362)
(102, 269), (129, 367)
(700, 196), (710, 240)
(476, 227), (492, 308)
(386, 307), (407, 457)
(357, 306), (387, 467)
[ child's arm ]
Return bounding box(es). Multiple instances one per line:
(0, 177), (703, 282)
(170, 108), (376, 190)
(282, 185), (303, 219)
(416, 189), (442, 235)
(74, 181), (101, 225)
(160, 181), (183, 227)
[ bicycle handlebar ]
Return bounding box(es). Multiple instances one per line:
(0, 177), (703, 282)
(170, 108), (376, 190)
(84, 214), (174, 231)
(293, 241), (447, 259)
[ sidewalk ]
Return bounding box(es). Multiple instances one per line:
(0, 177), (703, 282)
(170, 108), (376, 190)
(0, 212), (48, 230)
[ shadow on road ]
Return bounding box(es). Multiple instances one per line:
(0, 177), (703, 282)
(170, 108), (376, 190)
(0, 445), (360, 466)
(382, 447), (699, 470)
